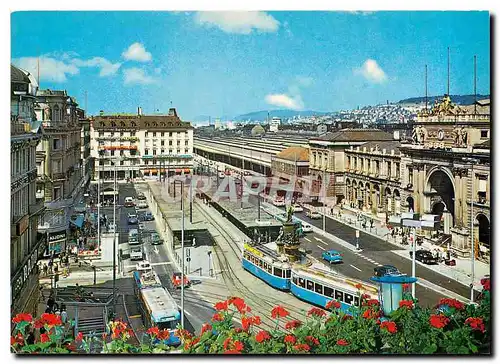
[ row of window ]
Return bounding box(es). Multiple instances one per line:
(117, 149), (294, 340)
(144, 149), (189, 155)
(97, 131), (189, 138)
(11, 145), (36, 178)
(98, 159), (189, 166)
(292, 275), (359, 306)
(145, 140), (190, 146)
(243, 251), (291, 278)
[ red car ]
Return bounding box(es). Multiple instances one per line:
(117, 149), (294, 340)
(172, 272), (190, 288)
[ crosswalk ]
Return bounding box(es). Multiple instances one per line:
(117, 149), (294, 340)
(353, 250), (383, 267)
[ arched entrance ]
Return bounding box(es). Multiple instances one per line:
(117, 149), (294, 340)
(385, 187), (392, 215)
(394, 189), (401, 215)
(358, 182), (364, 210)
(476, 214), (490, 249)
(407, 196), (415, 212)
(426, 169), (455, 234)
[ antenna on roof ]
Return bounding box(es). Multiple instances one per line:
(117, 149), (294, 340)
(37, 57), (40, 89)
(425, 64), (428, 113)
(447, 47), (450, 96)
(474, 55), (477, 115)
(84, 91), (88, 117)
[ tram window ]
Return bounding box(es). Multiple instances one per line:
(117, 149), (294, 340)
(258, 259), (263, 268)
(353, 296), (360, 307)
(292, 276), (298, 285)
(306, 280), (314, 291)
(285, 270), (291, 278)
(267, 265), (272, 273)
(243, 252), (248, 259)
(314, 282), (323, 295)
(344, 293), (354, 305)
(274, 267), (283, 277)
(323, 286), (334, 298)
(298, 278), (306, 288)
(335, 290), (344, 302)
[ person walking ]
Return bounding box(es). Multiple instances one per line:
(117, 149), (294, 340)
(61, 304), (68, 324)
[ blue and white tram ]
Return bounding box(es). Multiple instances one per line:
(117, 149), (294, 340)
(290, 266), (378, 313)
(139, 286), (181, 346)
(242, 243), (291, 290)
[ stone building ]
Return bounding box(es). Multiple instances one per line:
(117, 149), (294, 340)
(308, 129), (394, 205)
(90, 108), (193, 181)
(270, 146), (309, 199)
(34, 90), (84, 254)
(10, 65), (45, 316)
(344, 141), (402, 217)
(400, 95), (490, 259)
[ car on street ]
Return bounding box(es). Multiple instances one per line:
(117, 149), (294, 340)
(306, 210), (322, 219)
(136, 200), (148, 209)
(137, 192), (146, 200)
(124, 197), (135, 207)
(302, 223), (313, 233)
(130, 247), (143, 261)
(409, 249), (438, 265)
(172, 272), (191, 288)
(293, 204), (304, 212)
(150, 232), (163, 245)
(143, 212), (154, 221)
(322, 249), (343, 264)
(128, 213), (138, 225)
(273, 198), (285, 207)
(108, 223), (117, 233)
(373, 264), (404, 277)
(218, 172), (226, 179)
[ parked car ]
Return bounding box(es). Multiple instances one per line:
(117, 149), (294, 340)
(124, 196), (135, 207)
(130, 247), (143, 261)
(136, 192), (146, 200)
(302, 223), (313, 233)
(322, 250), (343, 264)
(409, 249), (438, 265)
(128, 213), (138, 225)
(374, 264), (404, 277)
(273, 198), (286, 207)
(143, 212), (154, 221)
(172, 272), (191, 288)
(150, 232), (163, 245)
(306, 210), (322, 219)
(137, 200), (148, 209)
(293, 204), (304, 212)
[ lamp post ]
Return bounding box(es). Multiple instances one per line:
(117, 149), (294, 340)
(97, 156), (101, 249)
(463, 157), (480, 303)
(112, 159), (117, 316)
(180, 180), (185, 329)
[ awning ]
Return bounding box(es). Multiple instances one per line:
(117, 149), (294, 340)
(70, 214), (85, 228)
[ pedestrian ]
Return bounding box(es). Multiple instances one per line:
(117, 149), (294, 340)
(370, 219), (374, 228)
(61, 305), (68, 324)
(330, 207), (334, 215)
(43, 263), (48, 276)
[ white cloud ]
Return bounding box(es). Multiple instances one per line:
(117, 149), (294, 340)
(72, 57), (122, 76)
(348, 11), (375, 16)
(13, 56), (79, 83)
(194, 11), (280, 34)
(122, 42), (152, 62)
(265, 94), (304, 110)
(123, 67), (156, 85)
(354, 59), (387, 83)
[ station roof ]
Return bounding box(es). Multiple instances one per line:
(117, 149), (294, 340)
(312, 129), (394, 143)
(275, 146), (309, 162)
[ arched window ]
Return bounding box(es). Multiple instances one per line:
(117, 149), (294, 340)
(52, 105), (60, 121)
(131, 122), (137, 127)
(111, 121), (116, 127)
(120, 121), (125, 127)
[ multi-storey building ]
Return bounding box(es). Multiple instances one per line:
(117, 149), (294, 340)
(400, 95), (490, 259)
(10, 65), (45, 316)
(270, 146), (309, 199)
(34, 90), (84, 254)
(308, 129), (394, 205)
(90, 108), (193, 181)
(78, 108), (93, 188)
(344, 141), (402, 217)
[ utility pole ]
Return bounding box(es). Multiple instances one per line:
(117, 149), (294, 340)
(425, 64), (428, 113)
(189, 176), (193, 224)
(112, 160), (117, 316)
(447, 46), (450, 95)
(470, 162), (476, 303)
(97, 158), (101, 248)
(474, 55), (477, 115)
(180, 180), (185, 329)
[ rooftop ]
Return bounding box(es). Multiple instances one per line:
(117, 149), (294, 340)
(348, 140), (402, 153)
(275, 146), (309, 162)
(313, 128), (394, 142)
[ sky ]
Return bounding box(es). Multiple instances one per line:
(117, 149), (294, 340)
(11, 11), (490, 121)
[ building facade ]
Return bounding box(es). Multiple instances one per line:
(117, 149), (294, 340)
(308, 129), (394, 205)
(11, 65), (45, 317)
(90, 108), (194, 181)
(400, 96), (490, 259)
(34, 90), (84, 254)
(78, 108), (93, 187)
(344, 141), (402, 217)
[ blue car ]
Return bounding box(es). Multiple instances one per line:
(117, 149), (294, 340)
(143, 212), (154, 221)
(322, 250), (343, 264)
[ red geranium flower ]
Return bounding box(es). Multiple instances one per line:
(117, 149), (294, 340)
(146, 327), (159, 337)
(75, 332), (84, 341)
(40, 333), (50, 343)
(252, 316), (261, 325)
(224, 350), (242, 354)
(438, 298), (465, 311)
(402, 283), (410, 291)
(12, 313), (33, 324)
(364, 299), (380, 307)
(271, 305), (289, 319)
(293, 343), (311, 352)
(307, 307), (326, 317)
(223, 337), (232, 350)
(230, 297), (250, 314)
(212, 312), (224, 322)
(305, 336), (320, 346)
(326, 300), (341, 310)
(200, 323), (212, 335)
(38, 313), (62, 326)
(362, 309), (380, 320)
(284, 335), (296, 345)
(380, 321), (398, 334)
(337, 339), (349, 346)
(11, 333), (24, 346)
(285, 319), (302, 330)
(255, 330), (271, 343)
(429, 314), (450, 329)
(342, 314), (353, 321)
(214, 301), (229, 311)
(233, 340), (244, 352)
(241, 316), (252, 331)
(355, 283), (363, 290)
(465, 317), (485, 333)
(399, 300), (414, 309)
(157, 329), (171, 341)
(235, 328), (242, 333)
(481, 278), (490, 291)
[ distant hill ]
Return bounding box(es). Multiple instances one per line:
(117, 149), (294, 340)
(397, 94), (490, 106)
(234, 109), (332, 121)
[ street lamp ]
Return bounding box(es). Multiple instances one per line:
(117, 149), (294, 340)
(180, 180), (185, 329)
(463, 157), (480, 303)
(389, 212), (439, 298)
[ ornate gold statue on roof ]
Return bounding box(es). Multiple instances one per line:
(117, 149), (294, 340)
(431, 94), (456, 116)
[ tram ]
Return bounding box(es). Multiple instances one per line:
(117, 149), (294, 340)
(242, 243), (291, 290)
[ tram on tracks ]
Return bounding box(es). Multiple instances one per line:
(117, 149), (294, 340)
(133, 264), (181, 346)
(242, 243), (291, 290)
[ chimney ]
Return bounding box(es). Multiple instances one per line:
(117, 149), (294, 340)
(168, 108), (177, 117)
(138, 107), (142, 116)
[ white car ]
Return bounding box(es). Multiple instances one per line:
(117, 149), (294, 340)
(293, 204), (304, 212)
(273, 199), (286, 207)
(306, 210), (322, 219)
(302, 223), (313, 233)
(136, 201), (148, 209)
(130, 247), (143, 261)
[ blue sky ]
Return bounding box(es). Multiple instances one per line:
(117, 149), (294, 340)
(11, 11), (490, 120)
